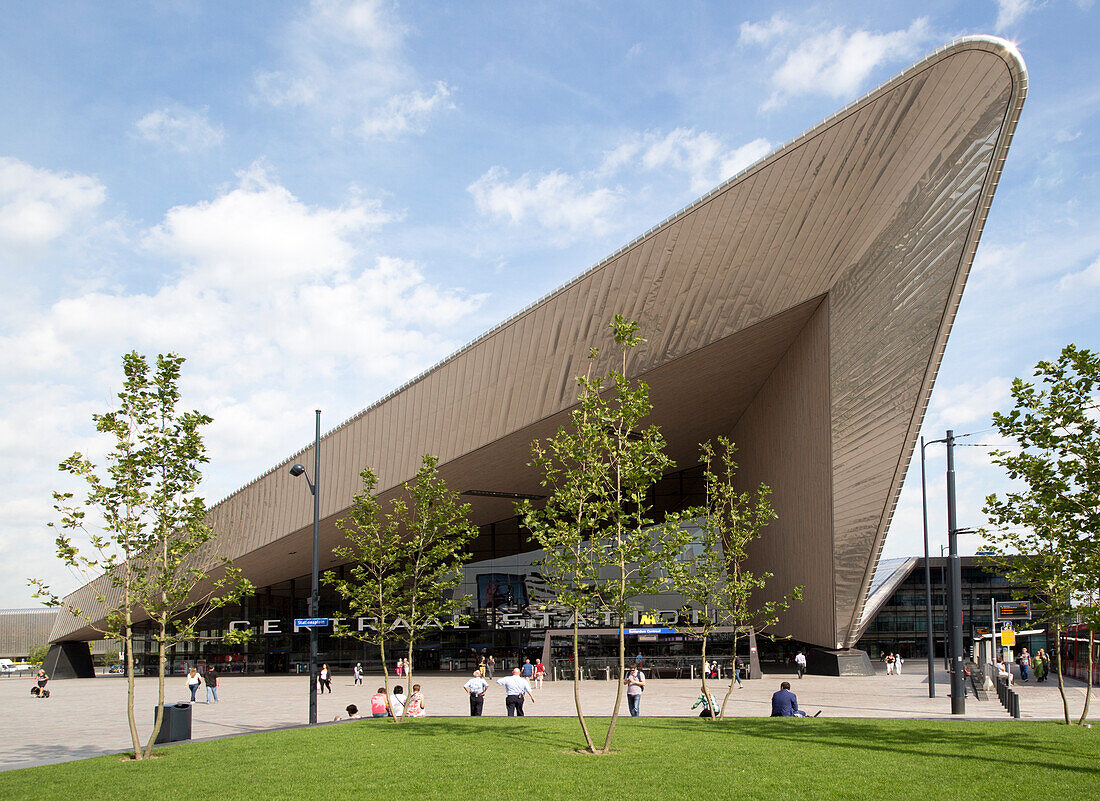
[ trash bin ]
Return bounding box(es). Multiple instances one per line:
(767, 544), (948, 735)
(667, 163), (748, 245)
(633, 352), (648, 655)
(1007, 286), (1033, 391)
(154, 703), (192, 744)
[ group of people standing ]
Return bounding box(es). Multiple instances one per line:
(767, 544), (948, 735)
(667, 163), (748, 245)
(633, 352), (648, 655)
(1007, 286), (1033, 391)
(464, 661), (544, 716)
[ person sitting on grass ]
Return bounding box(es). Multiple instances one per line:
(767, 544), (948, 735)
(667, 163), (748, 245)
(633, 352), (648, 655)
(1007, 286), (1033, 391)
(691, 685), (721, 718)
(370, 687), (389, 718)
(389, 685), (407, 718)
(406, 684), (426, 717)
(334, 704), (361, 721)
(770, 681), (808, 717)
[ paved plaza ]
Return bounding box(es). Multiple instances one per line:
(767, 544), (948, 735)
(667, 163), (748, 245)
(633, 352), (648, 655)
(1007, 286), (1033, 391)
(2, 665), (1094, 771)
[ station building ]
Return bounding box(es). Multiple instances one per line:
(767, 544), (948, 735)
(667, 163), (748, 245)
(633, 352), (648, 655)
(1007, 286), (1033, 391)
(44, 37), (1027, 679)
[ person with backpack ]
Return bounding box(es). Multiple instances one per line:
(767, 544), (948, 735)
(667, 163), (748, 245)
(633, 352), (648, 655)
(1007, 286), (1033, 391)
(625, 663), (646, 716)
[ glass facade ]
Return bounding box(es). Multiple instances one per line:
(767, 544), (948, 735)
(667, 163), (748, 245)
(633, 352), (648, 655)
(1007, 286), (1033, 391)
(855, 557), (1050, 661)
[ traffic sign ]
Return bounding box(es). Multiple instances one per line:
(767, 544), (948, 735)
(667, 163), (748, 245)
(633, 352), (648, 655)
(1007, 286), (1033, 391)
(294, 617), (330, 628)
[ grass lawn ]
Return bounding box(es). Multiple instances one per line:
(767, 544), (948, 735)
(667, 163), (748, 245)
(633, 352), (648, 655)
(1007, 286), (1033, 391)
(2, 717), (1096, 799)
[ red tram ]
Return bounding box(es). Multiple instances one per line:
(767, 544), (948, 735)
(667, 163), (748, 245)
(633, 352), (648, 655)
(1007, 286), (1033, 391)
(1060, 623), (1100, 686)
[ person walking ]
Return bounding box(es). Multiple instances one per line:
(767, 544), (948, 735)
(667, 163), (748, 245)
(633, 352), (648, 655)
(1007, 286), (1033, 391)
(186, 667), (202, 702)
(625, 663), (646, 716)
(486, 654), (495, 679)
(1035, 649), (1049, 683)
(353, 662), (363, 685)
(477, 655), (486, 678)
(894, 653), (903, 675)
(795, 650), (807, 679)
(734, 655), (745, 688)
(319, 663), (332, 693)
(496, 667), (534, 716)
(533, 659), (545, 689)
(884, 653), (895, 676)
(204, 666), (219, 703)
(1018, 648), (1030, 682)
(396, 658), (404, 677)
(464, 670), (489, 716)
(520, 658), (534, 680)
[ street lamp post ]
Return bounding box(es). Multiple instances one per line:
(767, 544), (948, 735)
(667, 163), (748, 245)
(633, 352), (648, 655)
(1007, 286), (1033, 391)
(945, 429), (965, 715)
(290, 409), (322, 725)
(920, 435), (945, 699)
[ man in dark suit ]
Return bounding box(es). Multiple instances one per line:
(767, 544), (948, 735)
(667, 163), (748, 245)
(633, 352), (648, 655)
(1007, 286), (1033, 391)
(770, 681), (803, 716)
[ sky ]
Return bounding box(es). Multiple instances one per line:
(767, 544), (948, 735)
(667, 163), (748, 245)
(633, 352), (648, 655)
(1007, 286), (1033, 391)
(1, 1), (1097, 609)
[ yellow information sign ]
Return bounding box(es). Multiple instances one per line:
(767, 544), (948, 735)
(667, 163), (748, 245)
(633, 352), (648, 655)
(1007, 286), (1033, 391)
(1001, 629), (1016, 647)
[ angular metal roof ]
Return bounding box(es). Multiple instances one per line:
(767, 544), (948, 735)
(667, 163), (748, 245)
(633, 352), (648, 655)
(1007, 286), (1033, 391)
(52, 36), (1027, 649)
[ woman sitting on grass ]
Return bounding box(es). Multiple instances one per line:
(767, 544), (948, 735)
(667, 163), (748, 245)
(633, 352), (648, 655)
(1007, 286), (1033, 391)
(406, 684), (426, 717)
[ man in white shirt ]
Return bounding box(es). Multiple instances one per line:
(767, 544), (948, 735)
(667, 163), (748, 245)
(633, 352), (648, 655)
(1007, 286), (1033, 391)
(795, 651), (807, 679)
(625, 664), (646, 716)
(463, 670), (489, 716)
(496, 667), (535, 716)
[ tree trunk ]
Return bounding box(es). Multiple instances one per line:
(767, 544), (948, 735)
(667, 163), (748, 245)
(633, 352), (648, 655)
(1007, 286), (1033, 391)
(399, 640), (415, 722)
(572, 614), (596, 752)
(379, 637), (395, 722)
(1054, 620), (1071, 724)
(700, 634), (715, 721)
(123, 620), (141, 759)
(719, 628), (738, 721)
(143, 619), (168, 758)
(1077, 629), (1094, 725)
(600, 614), (626, 754)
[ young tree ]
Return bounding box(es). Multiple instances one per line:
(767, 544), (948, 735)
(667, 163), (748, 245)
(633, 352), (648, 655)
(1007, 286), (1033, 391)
(670, 437), (801, 721)
(523, 316), (687, 754)
(982, 344), (1100, 725)
(323, 467), (404, 719)
(31, 352), (253, 758)
(326, 454), (475, 723)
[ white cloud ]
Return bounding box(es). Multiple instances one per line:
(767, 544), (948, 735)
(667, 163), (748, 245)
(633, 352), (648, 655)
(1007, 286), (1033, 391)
(738, 14), (792, 46)
(0, 164), (487, 603)
(926, 377), (1013, 430)
(602, 129), (771, 193)
(741, 16), (936, 110)
(469, 128), (772, 243)
(135, 105), (225, 152)
(468, 166), (621, 241)
(1058, 255), (1100, 291)
(0, 157), (106, 252)
(361, 81), (455, 139)
(143, 162), (393, 291)
(254, 0), (451, 140)
(995, 0), (1037, 31)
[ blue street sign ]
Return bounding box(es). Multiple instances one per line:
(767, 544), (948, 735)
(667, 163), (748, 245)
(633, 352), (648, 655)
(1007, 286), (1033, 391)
(294, 617), (330, 628)
(625, 627), (677, 635)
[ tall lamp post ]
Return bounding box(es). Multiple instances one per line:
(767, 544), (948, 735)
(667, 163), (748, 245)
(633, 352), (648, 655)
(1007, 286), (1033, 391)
(945, 429), (966, 715)
(920, 435), (946, 699)
(290, 409), (321, 725)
